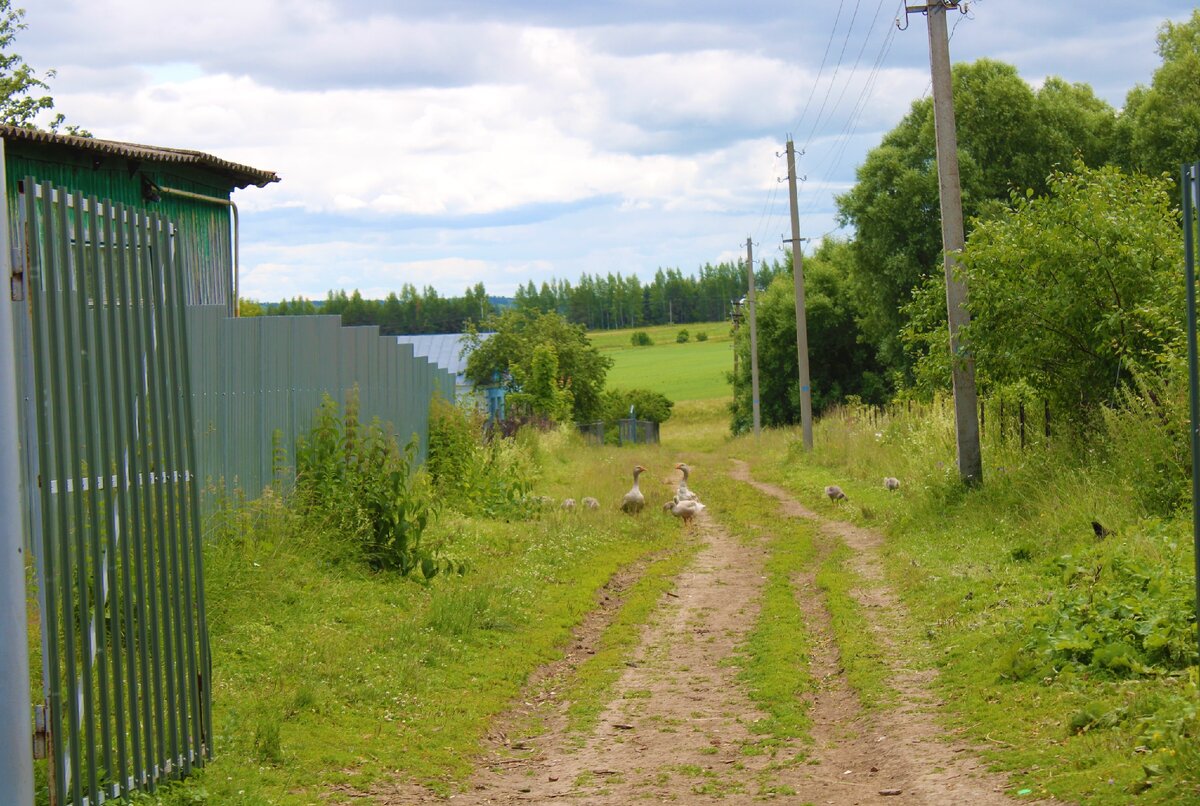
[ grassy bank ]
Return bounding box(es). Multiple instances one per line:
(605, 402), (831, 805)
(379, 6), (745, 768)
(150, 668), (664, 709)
(132, 431), (687, 805)
(589, 321), (733, 402)
(740, 400), (1200, 804)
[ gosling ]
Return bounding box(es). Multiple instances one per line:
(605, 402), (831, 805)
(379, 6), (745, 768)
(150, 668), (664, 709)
(883, 477), (901, 491)
(824, 485), (847, 502)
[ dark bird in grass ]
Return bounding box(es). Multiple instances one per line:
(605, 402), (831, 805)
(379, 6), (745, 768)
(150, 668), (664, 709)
(1092, 520), (1112, 540)
(824, 485), (847, 503)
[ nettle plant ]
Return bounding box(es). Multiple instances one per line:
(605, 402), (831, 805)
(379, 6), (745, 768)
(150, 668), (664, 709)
(295, 389), (462, 579)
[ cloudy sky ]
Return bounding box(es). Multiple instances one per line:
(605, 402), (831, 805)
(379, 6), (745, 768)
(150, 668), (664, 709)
(19, 1), (1199, 300)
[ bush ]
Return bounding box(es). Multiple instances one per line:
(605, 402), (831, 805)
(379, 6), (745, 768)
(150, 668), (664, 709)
(676, 329), (689, 343)
(631, 331), (653, 346)
(696, 331), (708, 342)
(295, 388), (453, 578)
(602, 388), (674, 424)
(427, 397), (538, 518)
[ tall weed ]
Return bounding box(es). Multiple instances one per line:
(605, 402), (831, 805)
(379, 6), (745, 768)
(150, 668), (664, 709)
(427, 397), (537, 517)
(295, 388), (452, 578)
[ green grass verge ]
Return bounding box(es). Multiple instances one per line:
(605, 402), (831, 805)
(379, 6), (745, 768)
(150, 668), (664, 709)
(127, 477), (679, 804)
(739, 406), (1200, 805)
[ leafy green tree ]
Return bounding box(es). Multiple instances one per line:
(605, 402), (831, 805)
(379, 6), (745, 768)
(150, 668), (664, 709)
(905, 165), (1182, 422)
(238, 298), (264, 317)
(506, 343), (574, 421)
(1123, 10), (1200, 179)
(602, 388), (673, 424)
(837, 59), (1121, 377)
(731, 241), (886, 434)
(464, 309), (612, 423)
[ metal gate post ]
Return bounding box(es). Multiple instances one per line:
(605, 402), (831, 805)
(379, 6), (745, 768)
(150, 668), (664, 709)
(0, 137), (35, 804)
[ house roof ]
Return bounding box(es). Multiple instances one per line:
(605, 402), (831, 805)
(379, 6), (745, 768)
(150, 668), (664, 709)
(0, 125), (280, 189)
(395, 333), (493, 379)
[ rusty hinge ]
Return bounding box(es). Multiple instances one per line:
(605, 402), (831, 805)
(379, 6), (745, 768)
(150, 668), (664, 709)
(33, 703), (48, 759)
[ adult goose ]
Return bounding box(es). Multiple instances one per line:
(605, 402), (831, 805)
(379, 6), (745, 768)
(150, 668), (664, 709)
(673, 462), (700, 503)
(621, 465), (648, 514)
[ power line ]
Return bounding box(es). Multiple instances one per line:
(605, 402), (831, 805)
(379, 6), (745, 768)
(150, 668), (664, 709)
(800, 0), (866, 153)
(790, 0), (848, 137)
(798, 1), (904, 222)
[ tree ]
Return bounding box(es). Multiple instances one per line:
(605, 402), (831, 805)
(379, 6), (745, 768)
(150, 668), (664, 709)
(0, 2), (85, 133)
(904, 165), (1182, 422)
(506, 343), (573, 422)
(1123, 10), (1200, 179)
(837, 59), (1120, 378)
(464, 309), (612, 423)
(730, 241), (886, 434)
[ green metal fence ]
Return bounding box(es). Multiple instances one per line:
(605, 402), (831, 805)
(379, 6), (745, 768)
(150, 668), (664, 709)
(185, 307), (455, 510)
(17, 177), (210, 803)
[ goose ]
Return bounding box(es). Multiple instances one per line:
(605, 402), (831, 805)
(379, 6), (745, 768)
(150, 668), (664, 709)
(673, 462), (700, 503)
(663, 498), (705, 525)
(621, 465), (647, 514)
(883, 477), (900, 491)
(582, 496), (600, 510)
(824, 485), (847, 502)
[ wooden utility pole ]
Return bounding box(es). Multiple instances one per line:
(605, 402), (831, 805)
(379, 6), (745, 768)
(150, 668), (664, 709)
(785, 139), (814, 450)
(914, 0), (982, 484)
(746, 237), (762, 437)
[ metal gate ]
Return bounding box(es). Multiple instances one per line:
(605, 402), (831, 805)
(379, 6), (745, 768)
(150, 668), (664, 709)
(16, 177), (210, 804)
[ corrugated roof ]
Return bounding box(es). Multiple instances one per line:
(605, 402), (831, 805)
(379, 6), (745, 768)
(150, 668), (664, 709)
(0, 125), (279, 189)
(395, 333), (493, 379)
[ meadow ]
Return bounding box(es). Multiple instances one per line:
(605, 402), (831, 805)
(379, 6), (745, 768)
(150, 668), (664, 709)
(589, 320), (733, 402)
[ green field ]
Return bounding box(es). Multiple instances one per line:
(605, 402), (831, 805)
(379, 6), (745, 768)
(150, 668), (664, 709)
(590, 321), (733, 402)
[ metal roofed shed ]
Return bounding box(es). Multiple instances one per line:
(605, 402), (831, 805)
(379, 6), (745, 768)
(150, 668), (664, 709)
(395, 332), (494, 400)
(0, 125), (279, 314)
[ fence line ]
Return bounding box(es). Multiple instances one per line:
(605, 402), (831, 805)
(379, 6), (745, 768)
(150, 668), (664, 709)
(186, 307), (456, 512)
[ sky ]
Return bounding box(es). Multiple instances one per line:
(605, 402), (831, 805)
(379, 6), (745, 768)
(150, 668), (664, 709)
(18, 0), (1200, 301)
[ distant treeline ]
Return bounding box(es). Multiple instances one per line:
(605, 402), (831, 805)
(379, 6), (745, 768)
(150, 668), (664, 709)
(252, 261), (786, 334)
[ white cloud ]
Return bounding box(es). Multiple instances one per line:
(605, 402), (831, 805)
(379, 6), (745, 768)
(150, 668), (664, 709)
(20, 0), (1200, 301)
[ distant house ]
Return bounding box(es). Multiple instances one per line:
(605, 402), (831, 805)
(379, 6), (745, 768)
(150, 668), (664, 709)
(393, 331), (501, 412)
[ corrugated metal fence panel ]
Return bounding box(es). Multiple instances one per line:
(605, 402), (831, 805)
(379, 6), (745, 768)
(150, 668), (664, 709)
(20, 178), (210, 804)
(186, 310), (446, 514)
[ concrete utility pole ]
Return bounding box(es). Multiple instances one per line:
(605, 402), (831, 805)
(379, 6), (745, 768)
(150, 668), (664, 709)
(915, 0), (983, 485)
(746, 237), (762, 437)
(785, 139), (814, 451)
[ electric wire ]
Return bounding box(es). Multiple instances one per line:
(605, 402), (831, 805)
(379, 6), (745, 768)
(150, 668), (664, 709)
(799, 6), (902, 221)
(799, 0), (865, 154)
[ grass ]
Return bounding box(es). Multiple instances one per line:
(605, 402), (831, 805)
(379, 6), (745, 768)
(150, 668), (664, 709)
(738, 399), (1200, 804)
(702, 471), (816, 752)
(93, 431), (685, 805)
(589, 321), (734, 402)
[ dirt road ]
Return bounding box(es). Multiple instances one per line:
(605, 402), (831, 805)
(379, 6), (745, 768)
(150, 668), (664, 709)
(380, 461), (1036, 804)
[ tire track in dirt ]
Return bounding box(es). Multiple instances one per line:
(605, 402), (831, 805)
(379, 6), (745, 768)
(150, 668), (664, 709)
(421, 508), (784, 803)
(729, 459), (1046, 805)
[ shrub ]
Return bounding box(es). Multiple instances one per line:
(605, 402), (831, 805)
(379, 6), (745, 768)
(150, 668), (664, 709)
(427, 397), (538, 518)
(602, 388), (674, 424)
(295, 388), (453, 578)
(631, 331), (653, 346)
(696, 331), (708, 342)
(676, 329), (689, 343)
